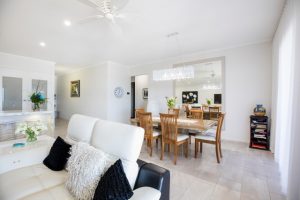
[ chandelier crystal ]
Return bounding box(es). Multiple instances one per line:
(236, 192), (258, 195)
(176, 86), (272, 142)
(153, 66), (195, 81)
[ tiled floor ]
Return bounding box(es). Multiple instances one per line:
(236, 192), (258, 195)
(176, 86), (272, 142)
(54, 119), (286, 200)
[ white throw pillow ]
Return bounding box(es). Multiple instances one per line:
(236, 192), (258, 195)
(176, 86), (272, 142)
(66, 142), (117, 200)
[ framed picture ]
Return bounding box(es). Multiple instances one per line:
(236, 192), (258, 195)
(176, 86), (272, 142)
(182, 91), (198, 104)
(143, 88), (148, 99)
(71, 80), (80, 97)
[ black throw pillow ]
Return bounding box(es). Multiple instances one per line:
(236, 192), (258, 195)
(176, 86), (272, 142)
(93, 159), (133, 200)
(43, 136), (71, 171)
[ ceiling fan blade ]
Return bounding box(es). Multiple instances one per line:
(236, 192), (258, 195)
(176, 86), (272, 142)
(76, 15), (104, 24)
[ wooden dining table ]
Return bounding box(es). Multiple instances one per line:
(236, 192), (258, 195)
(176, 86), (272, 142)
(130, 117), (216, 131)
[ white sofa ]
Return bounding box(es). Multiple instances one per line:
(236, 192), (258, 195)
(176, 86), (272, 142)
(0, 114), (161, 200)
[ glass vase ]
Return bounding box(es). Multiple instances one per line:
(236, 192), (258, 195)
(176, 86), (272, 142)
(26, 134), (37, 142)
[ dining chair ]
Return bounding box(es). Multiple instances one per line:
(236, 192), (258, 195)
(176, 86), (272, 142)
(160, 113), (189, 165)
(183, 104), (192, 118)
(209, 106), (220, 121)
(168, 108), (180, 119)
(139, 112), (162, 157)
(188, 109), (204, 143)
(194, 113), (225, 163)
(135, 108), (145, 119)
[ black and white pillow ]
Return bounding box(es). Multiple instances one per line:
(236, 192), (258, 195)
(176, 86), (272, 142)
(93, 159), (133, 200)
(43, 136), (71, 171)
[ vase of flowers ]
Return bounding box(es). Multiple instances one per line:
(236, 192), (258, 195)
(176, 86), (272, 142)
(166, 96), (177, 110)
(15, 121), (48, 142)
(30, 81), (47, 111)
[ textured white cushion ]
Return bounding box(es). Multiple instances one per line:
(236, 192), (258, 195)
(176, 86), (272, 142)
(66, 114), (99, 143)
(66, 142), (117, 200)
(91, 119), (144, 188)
(177, 134), (189, 142)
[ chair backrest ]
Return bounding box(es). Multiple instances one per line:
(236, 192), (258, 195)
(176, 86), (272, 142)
(215, 113), (225, 142)
(168, 108), (180, 118)
(138, 112), (153, 139)
(135, 108), (145, 118)
(190, 109), (204, 119)
(160, 113), (178, 143)
(209, 106), (220, 120)
(183, 104), (191, 118)
(202, 105), (209, 112)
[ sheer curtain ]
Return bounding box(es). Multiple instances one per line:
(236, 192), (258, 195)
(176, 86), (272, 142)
(273, 0), (297, 195)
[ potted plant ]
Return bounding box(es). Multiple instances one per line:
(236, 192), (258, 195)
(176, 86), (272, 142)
(206, 98), (212, 106)
(30, 81), (47, 111)
(166, 97), (177, 110)
(15, 121), (48, 142)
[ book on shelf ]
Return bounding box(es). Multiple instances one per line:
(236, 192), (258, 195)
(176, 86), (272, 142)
(254, 129), (266, 133)
(254, 134), (267, 139)
(251, 143), (267, 149)
(256, 124), (267, 129)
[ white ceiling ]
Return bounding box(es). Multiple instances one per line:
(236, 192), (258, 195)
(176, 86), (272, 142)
(0, 0), (285, 73)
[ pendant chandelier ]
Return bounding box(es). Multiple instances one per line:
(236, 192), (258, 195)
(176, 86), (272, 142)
(153, 66), (194, 81)
(153, 32), (194, 81)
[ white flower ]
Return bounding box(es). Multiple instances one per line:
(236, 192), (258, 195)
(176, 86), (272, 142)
(15, 121), (48, 135)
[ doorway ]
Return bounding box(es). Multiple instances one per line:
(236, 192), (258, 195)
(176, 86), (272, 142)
(130, 75), (149, 118)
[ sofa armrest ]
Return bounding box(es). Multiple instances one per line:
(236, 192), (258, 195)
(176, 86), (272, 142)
(134, 160), (170, 200)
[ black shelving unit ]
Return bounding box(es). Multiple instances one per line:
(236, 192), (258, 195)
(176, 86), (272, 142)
(250, 115), (270, 150)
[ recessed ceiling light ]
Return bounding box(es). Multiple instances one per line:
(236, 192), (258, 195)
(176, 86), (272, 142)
(64, 20), (71, 26)
(39, 42), (46, 47)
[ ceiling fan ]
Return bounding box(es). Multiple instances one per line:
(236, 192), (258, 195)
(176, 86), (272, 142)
(76, 0), (129, 23)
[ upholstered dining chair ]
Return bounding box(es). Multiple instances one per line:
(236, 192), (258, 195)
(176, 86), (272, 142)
(209, 106), (220, 121)
(194, 113), (225, 163)
(160, 113), (189, 165)
(138, 112), (161, 157)
(188, 109), (204, 143)
(168, 108), (180, 119)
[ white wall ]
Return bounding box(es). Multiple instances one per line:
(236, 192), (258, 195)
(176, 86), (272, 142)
(57, 62), (131, 124)
(0, 52), (55, 112)
(57, 63), (108, 120)
(106, 62), (131, 123)
(130, 42), (272, 143)
(135, 75), (148, 110)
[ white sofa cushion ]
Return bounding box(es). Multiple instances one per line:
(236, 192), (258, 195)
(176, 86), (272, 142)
(0, 164), (68, 200)
(66, 114), (98, 143)
(91, 119), (144, 188)
(66, 142), (117, 200)
(130, 187), (161, 200)
(0, 164), (160, 200)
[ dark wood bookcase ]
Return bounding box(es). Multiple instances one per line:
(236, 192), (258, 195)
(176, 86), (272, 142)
(250, 115), (270, 150)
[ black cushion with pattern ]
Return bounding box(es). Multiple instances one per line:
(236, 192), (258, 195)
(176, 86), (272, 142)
(43, 136), (71, 171)
(93, 159), (133, 200)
